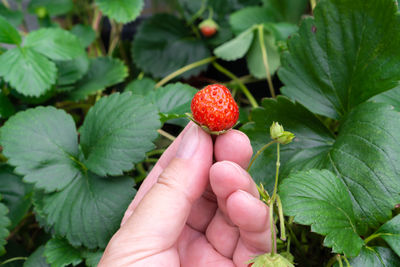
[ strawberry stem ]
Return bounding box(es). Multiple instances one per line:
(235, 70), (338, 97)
(258, 24), (276, 98)
(310, 0), (317, 11)
(156, 56), (216, 88)
(247, 140), (276, 171)
(212, 61), (259, 108)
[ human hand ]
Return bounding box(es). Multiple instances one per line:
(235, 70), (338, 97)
(99, 122), (271, 266)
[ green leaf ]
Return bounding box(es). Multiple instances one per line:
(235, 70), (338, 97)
(348, 246), (400, 266)
(25, 28), (84, 61)
(0, 16), (21, 45)
(155, 83), (197, 122)
(376, 214), (400, 257)
(33, 173), (135, 249)
(243, 98), (400, 231)
(264, 0), (309, 23)
(44, 238), (83, 267)
(125, 77), (156, 95)
(125, 81), (197, 123)
(0, 92), (15, 119)
(229, 6), (278, 35)
(266, 22), (298, 42)
(28, 0), (73, 16)
(214, 27), (255, 61)
(0, 4), (23, 27)
(80, 92), (161, 176)
(0, 201), (10, 256)
(95, 0), (144, 23)
(279, 0), (400, 119)
(82, 250), (103, 267)
(24, 246), (50, 267)
(328, 102), (400, 229)
(0, 47), (57, 97)
(247, 27), (280, 78)
(280, 169), (364, 256)
(56, 55), (90, 86)
(371, 85), (400, 112)
(0, 165), (32, 229)
(68, 57), (127, 101)
(0, 106), (80, 192)
(132, 14), (210, 78)
(70, 24), (96, 48)
(241, 96), (334, 192)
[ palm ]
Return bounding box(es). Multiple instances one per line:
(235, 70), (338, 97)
(100, 127), (271, 267)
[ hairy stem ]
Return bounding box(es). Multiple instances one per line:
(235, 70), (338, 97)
(157, 129), (176, 141)
(108, 22), (123, 56)
(146, 149), (166, 157)
(1, 0), (9, 8)
(155, 57), (216, 88)
(364, 233), (381, 244)
(269, 203), (276, 256)
(258, 25), (276, 98)
(271, 143), (280, 202)
(0, 257), (28, 265)
(276, 195), (286, 241)
(247, 140), (276, 171)
(310, 0), (317, 10)
(212, 62), (259, 108)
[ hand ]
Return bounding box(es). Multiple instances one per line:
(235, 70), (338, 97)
(99, 122), (271, 266)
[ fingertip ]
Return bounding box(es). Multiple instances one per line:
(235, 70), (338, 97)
(214, 130), (253, 168)
(226, 190), (269, 232)
(210, 161), (258, 200)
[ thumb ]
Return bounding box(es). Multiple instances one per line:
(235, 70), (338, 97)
(102, 124), (213, 262)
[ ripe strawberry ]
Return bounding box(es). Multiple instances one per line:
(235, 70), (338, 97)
(199, 19), (218, 38)
(190, 84), (239, 134)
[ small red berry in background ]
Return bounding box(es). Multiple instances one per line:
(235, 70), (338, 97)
(199, 19), (219, 38)
(191, 84), (239, 133)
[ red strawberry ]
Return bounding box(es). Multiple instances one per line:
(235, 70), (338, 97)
(190, 84), (239, 134)
(199, 19), (218, 38)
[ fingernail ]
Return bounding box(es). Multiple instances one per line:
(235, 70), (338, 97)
(176, 124), (199, 159)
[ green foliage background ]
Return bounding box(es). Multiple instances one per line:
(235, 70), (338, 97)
(0, 0), (399, 266)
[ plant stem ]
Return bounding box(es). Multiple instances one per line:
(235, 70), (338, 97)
(136, 162), (146, 176)
(310, 0), (317, 10)
(155, 57), (216, 88)
(257, 183), (270, 203)
(364, 233), (381, 244)
(157, 129), (176, 141)
(0, 257), (27, 265)
(1, 0), (10, 8)
(92, 8), (102, 32)
(108, 21), (123, 56)
(269, 203), (276, 256)
(343, 256), (350, 267)
(145, 158), (158, 163)
(258, 25), (276, 98)
(70, 156), (88, 173)
(212, 62), (259, 108)
(271, 143), (280, 201)
(269, 143), (281, 257)
(325, 255), (338, 267)
(247, 140), (276, 171)
(224, 75), (259, 87)
(187, 0), (206, 24)
(337, 255), (343, 267)
(146, 149), (166, 157)
(90, 7), (104, 56)
(276, 195), (286, 241)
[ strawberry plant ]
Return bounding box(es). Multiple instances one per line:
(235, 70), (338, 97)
(0, 0), (399, 266)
